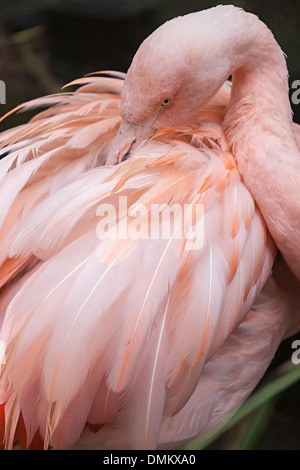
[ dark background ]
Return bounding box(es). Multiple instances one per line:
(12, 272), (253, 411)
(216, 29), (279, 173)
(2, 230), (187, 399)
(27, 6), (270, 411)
(0, 0), (300, 124)
(0, 0), (300, 449)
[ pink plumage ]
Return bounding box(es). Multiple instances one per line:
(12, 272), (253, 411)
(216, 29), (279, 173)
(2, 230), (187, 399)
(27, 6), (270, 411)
(0, 5), (300, 449)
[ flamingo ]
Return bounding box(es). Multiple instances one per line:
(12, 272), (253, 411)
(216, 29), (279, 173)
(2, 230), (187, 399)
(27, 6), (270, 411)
(0, 5), (300, 450)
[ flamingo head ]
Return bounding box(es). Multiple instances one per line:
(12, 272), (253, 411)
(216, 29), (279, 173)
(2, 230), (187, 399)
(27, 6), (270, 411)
(106, 5), (269, 164)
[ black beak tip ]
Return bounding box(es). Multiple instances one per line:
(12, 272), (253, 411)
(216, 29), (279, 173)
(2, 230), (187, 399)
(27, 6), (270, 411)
(119, 138), (136, 163)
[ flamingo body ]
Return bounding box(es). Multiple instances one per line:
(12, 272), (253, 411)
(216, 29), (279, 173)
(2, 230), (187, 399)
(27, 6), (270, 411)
(0, 5), (300, 450)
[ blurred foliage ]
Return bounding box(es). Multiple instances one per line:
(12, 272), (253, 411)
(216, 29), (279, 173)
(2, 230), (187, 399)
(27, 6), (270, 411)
(0, 0), (300, 450)
(185, 355), (300, 450)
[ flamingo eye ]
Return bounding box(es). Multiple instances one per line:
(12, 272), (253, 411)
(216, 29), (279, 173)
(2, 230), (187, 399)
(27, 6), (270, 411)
(160, 98), (172, 108)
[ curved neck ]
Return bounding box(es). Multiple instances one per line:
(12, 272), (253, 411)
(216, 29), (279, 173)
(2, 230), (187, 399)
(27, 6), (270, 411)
(225, 57), (295, 153)
(222, 25), (300, 279)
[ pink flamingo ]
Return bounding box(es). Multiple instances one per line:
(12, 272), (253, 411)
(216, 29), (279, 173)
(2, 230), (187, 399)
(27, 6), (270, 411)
(0, 5), (300, 450)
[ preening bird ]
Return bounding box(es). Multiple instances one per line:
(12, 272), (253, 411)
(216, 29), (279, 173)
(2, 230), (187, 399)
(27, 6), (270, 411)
(0, 5), (300, 450)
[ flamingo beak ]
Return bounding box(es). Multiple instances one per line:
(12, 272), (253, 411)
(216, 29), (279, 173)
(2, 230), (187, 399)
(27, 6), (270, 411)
(106, 118), (155, 165)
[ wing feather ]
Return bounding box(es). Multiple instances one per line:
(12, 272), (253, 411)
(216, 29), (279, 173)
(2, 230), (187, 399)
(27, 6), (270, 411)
(0, 75), (279, 450)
